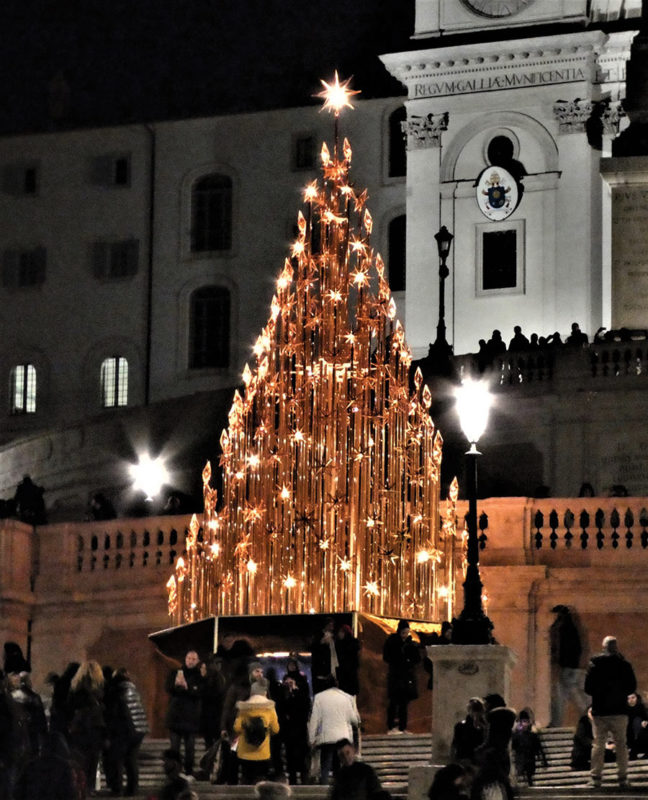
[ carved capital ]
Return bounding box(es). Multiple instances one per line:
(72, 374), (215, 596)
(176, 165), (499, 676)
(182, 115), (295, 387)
(600, 99), (625, 137)
(553, 99), (592, 133)
(401, 112), (449, 149)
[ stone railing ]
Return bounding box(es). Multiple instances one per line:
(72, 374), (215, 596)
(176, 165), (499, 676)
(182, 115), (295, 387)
(465, 497), (648, 568)
(3, 500), (648, 603)
(455, 339), (648, 390)
(31, 513), (195, 595)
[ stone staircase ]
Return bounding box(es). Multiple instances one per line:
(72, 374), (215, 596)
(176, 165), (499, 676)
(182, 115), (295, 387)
(129, 733), (427, 797)
(529, 727), (648, 791)
(114, 728), (648, 798)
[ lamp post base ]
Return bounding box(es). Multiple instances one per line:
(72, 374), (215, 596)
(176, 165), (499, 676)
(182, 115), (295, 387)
(451, 612), (494, 645)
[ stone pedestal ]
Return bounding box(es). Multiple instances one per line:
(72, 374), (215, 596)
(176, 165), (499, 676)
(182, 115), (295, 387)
(408, 644), (517, 799)
(427, 644), (517, 763)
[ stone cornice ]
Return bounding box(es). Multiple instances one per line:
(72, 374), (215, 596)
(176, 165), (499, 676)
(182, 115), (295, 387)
(380, 30), (636, 100)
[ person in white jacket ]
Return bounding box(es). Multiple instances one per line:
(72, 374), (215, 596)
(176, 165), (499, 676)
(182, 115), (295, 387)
(307, 676), (360, 784)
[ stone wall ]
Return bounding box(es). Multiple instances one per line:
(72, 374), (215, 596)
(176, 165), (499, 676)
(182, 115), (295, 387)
(2, 498), (647, 733)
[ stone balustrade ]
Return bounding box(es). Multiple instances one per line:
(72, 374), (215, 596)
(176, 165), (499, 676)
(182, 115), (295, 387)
(455, 338), (648, 390)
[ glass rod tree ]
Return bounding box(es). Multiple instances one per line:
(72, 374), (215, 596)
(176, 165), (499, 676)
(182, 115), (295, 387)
(167, 74), (462, 625)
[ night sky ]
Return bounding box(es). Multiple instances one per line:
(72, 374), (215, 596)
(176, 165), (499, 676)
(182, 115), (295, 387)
(0, 0), (415, 134)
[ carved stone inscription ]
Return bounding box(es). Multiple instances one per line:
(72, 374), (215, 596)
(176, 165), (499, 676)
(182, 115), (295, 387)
(599, 436), (648, 496)
(611, 185), (648, 329)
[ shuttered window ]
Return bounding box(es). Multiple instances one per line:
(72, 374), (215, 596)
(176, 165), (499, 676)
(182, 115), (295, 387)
(2, 248), (46, 288)
(92, 240), (139, 280)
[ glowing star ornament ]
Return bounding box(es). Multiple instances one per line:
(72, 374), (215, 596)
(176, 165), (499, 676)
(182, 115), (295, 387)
(316, 71), (361, 116)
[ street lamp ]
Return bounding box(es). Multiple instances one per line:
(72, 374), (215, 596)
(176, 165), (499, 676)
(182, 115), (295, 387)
(451, 378), (495, 644)
(130, 453), (169, 501)
(433, 225), (454, 348)
(425, 226), (454, 376)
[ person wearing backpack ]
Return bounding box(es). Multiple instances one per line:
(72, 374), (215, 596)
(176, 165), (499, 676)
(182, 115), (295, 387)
(233, 680), (280, 784)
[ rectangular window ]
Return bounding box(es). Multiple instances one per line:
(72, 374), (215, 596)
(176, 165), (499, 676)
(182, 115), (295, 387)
(101, 357), (128, 407)
(91, 153), (132, 187)
(293, 134), (315, 170)
(92, 240), (139, 280)
(2, 247), (46, 289)
(476, 220), (525, 296)
(11, 364), (36, 414)
(2, 162), (40, 196)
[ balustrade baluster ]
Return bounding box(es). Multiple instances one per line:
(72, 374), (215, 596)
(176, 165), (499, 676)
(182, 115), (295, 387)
(549, 509), (559, 549)
(564, 509), (574, 548)
(534, 510), (544, 549)
(610, 508), (620, 548)
(595, 508), (605, 549)
(579, 509), (589, 549)
(625, 508), (634, 549)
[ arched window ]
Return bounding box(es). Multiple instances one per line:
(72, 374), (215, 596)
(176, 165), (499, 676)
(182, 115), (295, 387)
(10, 364), (36, 414)
(190, 286), (231, 369)
(388, 107), (407, 178)
(191, 174), (233, 252)
(388, 215), (406, 292)
(101, 357), (128, 407)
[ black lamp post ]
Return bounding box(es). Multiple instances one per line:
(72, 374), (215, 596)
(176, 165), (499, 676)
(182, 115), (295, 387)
(451, 379), (495, 645)
(433, 225), (454, 348)
(424, 226), (455, 377)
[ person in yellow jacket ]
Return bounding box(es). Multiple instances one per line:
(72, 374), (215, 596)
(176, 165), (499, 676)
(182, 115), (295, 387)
(233, 679), (280, 784)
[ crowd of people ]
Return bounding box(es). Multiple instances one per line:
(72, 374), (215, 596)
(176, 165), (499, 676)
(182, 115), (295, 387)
(3, 620), (643, 799)
(162, 617), (387, 798)
(0, 642), (148, 799)
(427, 632), (642, 798)
(471, 322), (590, 372)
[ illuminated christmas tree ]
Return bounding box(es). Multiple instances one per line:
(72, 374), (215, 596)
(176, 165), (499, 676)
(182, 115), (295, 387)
(167, 74), (461, 625)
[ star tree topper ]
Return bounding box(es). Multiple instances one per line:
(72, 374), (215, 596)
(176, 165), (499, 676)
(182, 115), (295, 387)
(316, 71), (361, 116)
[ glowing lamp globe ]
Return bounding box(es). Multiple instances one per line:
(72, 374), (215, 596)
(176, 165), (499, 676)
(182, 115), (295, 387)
(455, 380), (492, 450)
(130, 454), (169, 500)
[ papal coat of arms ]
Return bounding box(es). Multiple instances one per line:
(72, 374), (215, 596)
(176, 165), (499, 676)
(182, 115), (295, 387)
(476, 166), (519, 221)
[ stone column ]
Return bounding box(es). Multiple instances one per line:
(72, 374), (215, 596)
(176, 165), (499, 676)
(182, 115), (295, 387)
(401, 110), (448, 359)
(408, 644), (517, 800)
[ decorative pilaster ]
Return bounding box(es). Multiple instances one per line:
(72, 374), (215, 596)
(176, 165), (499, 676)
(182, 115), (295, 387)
(553, 99), (593, 133)
(401, 112), (449, 149)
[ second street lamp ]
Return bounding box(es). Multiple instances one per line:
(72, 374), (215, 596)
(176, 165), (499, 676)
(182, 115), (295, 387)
(452, 378), (495, 645)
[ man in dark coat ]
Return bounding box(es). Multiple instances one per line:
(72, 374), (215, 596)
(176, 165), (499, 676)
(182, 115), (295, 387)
(382, 619), (420, 734)
(329, 738), (382, 800)
(165, 650), (204, 776)
(584, 635), (637, 788)
(549, 604), (586, 726)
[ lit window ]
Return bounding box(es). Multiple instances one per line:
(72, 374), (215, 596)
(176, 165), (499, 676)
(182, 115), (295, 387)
(101, 357), (128, 407)
(191, 174), (232, 252)
(10, 364), (36, 414)
(388, 107), (407, 178)
(388, 215), (406, 291)
(190, 286), (230, 369)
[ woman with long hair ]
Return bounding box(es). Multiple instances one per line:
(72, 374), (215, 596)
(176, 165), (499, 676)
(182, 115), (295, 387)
(67, 661), (106, 793)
